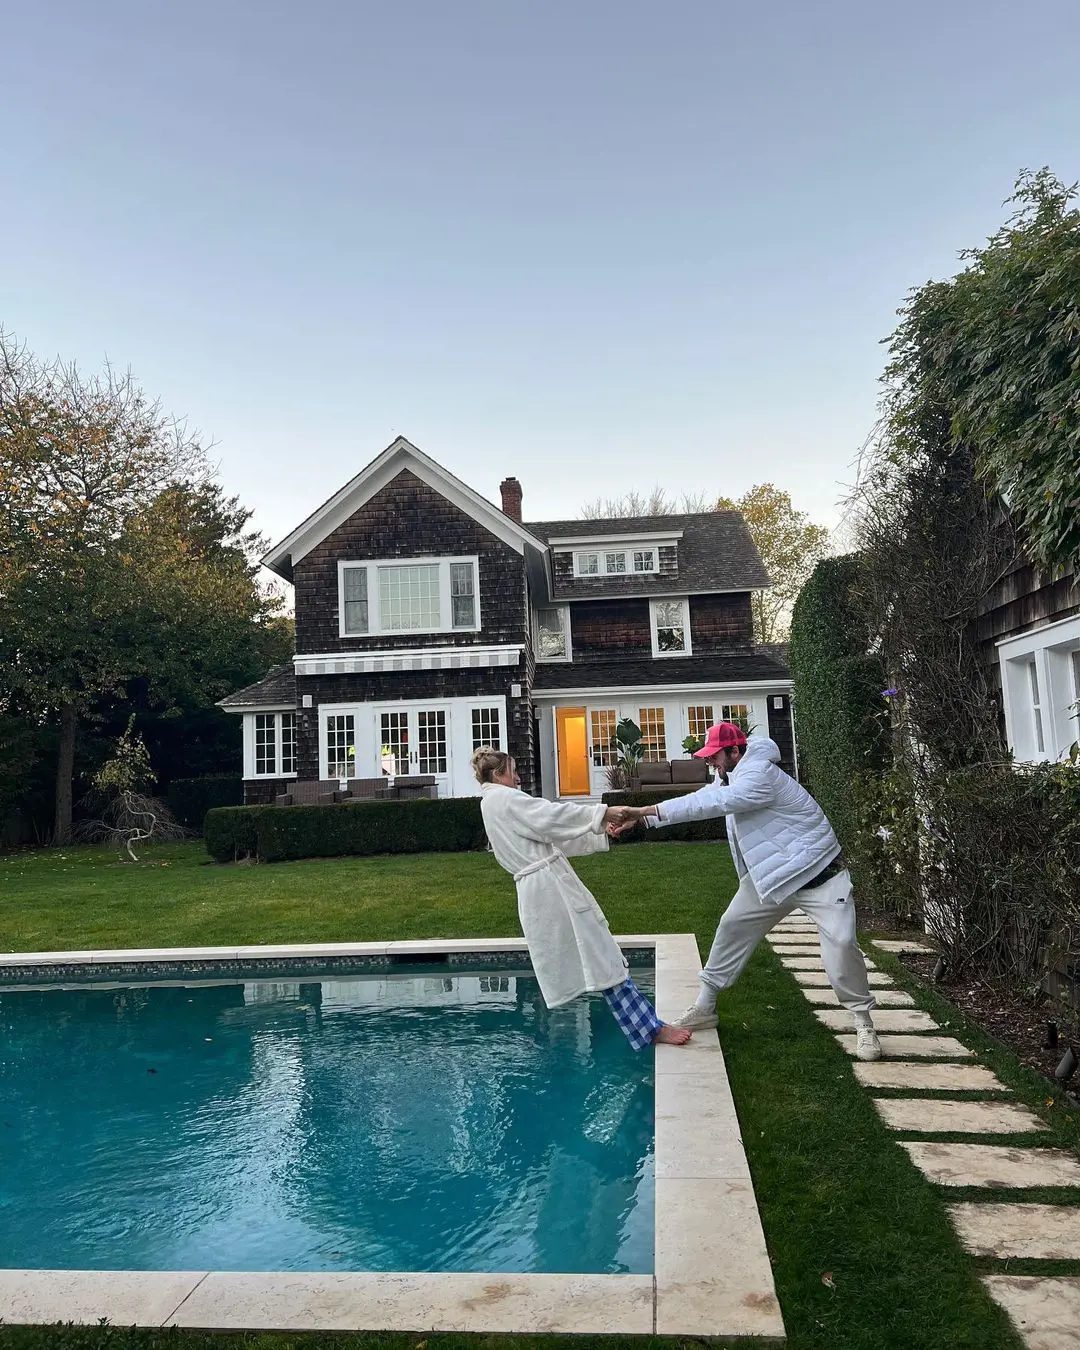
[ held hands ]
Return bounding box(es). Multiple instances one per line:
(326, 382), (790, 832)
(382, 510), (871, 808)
(602, 805), (652, 836)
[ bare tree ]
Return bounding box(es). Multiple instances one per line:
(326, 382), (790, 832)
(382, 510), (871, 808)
(580, 487), (715, 518)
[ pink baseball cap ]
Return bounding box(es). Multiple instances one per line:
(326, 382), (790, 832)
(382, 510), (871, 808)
(693, 722), (749, 757)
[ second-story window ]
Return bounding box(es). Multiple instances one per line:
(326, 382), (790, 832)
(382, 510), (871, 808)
(536, 605), (571, 660)
(338, 557), (481, 638)
(573, 547), (657, 576)
(651, 598), (691, 656)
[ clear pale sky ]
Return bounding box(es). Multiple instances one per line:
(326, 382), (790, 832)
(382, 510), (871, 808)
(5, 0), (1080, 550)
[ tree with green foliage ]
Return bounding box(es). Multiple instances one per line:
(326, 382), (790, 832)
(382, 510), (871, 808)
(884, 167), (1080, 570)
(0, 328), (286, 844)
(715, 484), (831, 643)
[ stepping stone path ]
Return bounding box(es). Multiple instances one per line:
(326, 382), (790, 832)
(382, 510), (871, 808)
(763, 914), (1080, 1348)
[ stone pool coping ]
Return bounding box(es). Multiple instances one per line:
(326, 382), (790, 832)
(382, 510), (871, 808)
(0, 934), (784, 1341)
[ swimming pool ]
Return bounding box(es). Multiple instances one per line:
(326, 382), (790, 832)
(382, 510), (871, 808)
(0, 935), (782, 1339)
(1, 968), (654, 1276)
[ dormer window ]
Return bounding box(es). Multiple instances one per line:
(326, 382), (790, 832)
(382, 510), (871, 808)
(573, 547), (657, 577)
(338, 556), (480, 637)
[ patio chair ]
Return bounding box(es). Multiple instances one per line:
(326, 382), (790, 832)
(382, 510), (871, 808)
(390, 775), (438, 800)
(276, 779), (343, 806)
(343, 777), (391, 801)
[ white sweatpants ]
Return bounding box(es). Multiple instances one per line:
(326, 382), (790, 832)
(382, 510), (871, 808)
(699, 869), (876, 1014)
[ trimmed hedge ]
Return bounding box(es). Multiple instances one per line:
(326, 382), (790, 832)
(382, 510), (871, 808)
(601, 789), (727, 843)
(205, 797), (487, 863)
(789, 554), (891, 864)
(166, 775), (244, 832)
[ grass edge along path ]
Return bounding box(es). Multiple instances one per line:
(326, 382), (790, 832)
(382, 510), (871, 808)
(0, 841), (1029, 1348)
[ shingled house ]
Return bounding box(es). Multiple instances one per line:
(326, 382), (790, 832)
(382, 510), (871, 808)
(220, 438), (795, 801)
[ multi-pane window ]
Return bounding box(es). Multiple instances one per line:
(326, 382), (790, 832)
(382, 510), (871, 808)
(255, 714), (277, 776)
(721, 703), (751, 734)
(450, 561), (476, 628)
(343, 567), (368, 633)
(471, 706), (501, 751)
(536, 606), (570, 660)
(326, 713), (356, 779)
(380, 563), (440, 631)
(651, 598), (689, 655)
(281, 713), (297, 775)
(380, 711), (409, 774)
(639, 707), (667, 761)
(590, 709), (618, 766)
(573, 548), (657, 576)
(339, 557), (479, 636)
(687, 705), (714, 740)
(253, 712), (297, 777)
(575, 551), (600, 575)
(417, 710), (448, 774)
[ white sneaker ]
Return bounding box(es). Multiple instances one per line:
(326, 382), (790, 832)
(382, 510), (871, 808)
(856, 1025), (882, 1061)
(672, 1004), (719, 1030)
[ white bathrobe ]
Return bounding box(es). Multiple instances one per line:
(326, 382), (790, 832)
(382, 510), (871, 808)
(479, 783), (629, 1008)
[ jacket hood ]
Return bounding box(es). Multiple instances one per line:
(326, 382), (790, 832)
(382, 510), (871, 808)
(742, 735), (781, 766)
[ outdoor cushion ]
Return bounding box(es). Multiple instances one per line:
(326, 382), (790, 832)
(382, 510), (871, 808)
(671, 758), (709, 784)
(636, 761), (672, 785)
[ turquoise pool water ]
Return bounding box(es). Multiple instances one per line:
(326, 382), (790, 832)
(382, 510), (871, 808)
(0, 969), (654, 1274)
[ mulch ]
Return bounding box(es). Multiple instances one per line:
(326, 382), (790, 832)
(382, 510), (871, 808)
(861, 912), (1080, 1107)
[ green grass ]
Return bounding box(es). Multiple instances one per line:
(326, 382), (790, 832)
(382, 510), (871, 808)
(0, 840), (1036, 1349)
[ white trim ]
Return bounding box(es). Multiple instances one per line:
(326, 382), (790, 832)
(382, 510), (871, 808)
(995, 611), (1080, 649)
(220, 702), (295, 714)
(533, 679), (791, 700)
(243, 711), (299, 780)
(262, 438), (544, 577)
(295, 645), (522, 676)
(547, 530), (683, 547)
(337, 555), (480, 639)
(533, 604), (572, 663)
(649, 597), (692, 658)
(571, 546), (660, 579)
(997, 613), (1080, 763)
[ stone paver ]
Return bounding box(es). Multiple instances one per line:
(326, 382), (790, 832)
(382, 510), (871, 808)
(781, 955), (877, 971)
(815, 1008), (940, 1033)
(835, 1033), (973, 1058)
(801, 986), (915, 1007)
(983, 1275), (1080, 1350)
(796, 970), (894, 987)
(951, 1204), (1080, 1260)
(854, 1061), (1009, 1092)
(873, 1098), (1045, 1134)
(902, 1142), (1080, 1188)
(871, 938), (936, 954)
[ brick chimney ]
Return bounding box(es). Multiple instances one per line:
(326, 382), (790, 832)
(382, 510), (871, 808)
(499, 476), (523, 522)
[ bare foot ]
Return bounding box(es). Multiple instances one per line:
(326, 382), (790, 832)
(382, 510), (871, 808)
(655, 1024), (693, 1045)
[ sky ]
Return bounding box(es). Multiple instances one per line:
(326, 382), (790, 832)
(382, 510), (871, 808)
(4, 0), (1080, 560)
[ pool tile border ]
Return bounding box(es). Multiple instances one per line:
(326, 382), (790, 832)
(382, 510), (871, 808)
(0, 934), (784, 1342)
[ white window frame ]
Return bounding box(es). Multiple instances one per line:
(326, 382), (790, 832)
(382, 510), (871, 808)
(649, 597), (692, 658)
(572, 547), (657, 578)
(337, 556), (480, 638)
(998, 614), (1080, 763)
(245, 711), (298, 779)
(534, 604), (572, 662)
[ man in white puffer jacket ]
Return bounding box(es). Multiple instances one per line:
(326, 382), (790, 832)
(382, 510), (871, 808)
(621, 721), (882, 1061)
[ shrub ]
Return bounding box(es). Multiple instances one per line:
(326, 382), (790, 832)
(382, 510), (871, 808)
(205, 796), (487, 863)
(789, 554), (891, 877)
(601, 789), (727, 844)
(167, 775), (244, 832)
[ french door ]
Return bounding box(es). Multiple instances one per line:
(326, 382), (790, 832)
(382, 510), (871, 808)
(378, 707), (451, 794)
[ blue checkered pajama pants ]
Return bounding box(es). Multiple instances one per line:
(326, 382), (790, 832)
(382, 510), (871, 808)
(602, 976), (664, 1050)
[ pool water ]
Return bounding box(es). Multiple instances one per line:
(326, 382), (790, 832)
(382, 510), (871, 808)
(0, 970), (654, 1275)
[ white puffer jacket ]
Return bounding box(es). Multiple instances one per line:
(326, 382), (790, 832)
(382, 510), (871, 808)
(647, 736), (839, 904)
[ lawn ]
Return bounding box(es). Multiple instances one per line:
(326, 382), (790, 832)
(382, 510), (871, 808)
(0, 839), (1029, 1350)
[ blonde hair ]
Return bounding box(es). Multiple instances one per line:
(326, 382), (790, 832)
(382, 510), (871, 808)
(471, 745), (513, 784)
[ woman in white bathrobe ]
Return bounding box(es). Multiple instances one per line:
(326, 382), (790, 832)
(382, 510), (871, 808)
(472, 747), (691, 1050)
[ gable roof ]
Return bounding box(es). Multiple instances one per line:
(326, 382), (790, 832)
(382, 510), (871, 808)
(526, 511), (772, 595)
(262, 437), (547, 582)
